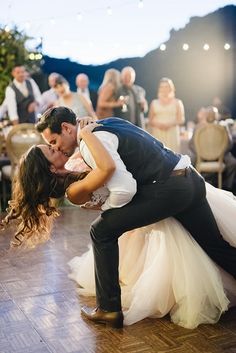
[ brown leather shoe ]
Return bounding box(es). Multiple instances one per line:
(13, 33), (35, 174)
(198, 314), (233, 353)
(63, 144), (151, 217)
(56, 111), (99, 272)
(81, 306), (123, 328)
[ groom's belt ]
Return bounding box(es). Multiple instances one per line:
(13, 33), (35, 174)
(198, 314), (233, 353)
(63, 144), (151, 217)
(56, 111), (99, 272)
(170, 166), (192, 177)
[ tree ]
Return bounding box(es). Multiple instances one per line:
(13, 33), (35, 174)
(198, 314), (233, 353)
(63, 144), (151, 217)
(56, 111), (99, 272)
(0, 26), (41, 103)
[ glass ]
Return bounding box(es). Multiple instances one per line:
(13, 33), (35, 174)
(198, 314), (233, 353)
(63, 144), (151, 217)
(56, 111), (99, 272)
(119, 95), (129, 113)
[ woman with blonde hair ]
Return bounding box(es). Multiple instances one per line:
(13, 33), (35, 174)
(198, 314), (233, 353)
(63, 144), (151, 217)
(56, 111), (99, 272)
(96, 68), (126, 119)
(148, 77), (185, 152)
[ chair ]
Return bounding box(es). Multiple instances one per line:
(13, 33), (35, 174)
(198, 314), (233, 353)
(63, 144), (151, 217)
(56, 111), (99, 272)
(1, 124), (44, 209)
(194, 123), (229, 188)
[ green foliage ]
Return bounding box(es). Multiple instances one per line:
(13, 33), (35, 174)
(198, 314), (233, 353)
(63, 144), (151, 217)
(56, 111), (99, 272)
(0, 26), (40, 104)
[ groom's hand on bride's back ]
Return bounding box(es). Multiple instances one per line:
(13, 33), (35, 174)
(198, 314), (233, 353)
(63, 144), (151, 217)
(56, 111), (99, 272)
(77, 116), (97, 129)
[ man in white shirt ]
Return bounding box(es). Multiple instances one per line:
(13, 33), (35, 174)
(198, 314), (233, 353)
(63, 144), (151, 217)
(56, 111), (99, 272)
(76, 73), (98, 110)
(36, 107), (236, 329)
(5, 65), (42, 124)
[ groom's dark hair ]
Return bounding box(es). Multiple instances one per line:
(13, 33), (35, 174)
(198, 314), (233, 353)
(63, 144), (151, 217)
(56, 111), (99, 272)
(36, 106), (77, 134)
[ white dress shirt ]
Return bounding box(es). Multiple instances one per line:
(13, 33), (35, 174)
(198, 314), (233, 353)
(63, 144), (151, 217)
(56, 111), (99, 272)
(5, 78), (42, 121)
(78, 129), (137, 211)
(174, 154), (191, 169)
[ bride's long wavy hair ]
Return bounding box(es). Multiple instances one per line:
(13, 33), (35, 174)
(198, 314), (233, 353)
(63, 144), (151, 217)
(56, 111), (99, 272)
(2, 146), (87, 248)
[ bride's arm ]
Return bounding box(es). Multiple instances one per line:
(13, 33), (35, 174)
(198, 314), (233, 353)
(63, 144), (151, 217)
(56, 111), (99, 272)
(66, 123), (115, 205)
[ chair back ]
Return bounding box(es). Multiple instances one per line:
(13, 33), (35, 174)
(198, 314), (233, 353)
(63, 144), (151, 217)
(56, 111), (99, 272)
(194, 123), (229, 163)
(6, 123), (43, 177)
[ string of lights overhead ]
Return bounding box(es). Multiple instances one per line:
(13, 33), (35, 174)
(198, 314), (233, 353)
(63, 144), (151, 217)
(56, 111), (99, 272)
(3, 0), (145, 31)
(159, 43), (231, 51)
(2, 0), (233, 64)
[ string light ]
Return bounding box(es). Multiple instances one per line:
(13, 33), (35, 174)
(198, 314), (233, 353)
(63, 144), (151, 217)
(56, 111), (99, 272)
(138, 0), (144, 9)
(35, 53), (43, 60)
(29, 53), (35, 60)
(107, 6), (112, 15)
(160, 44), (166, 51)
(4, 25), (10, 32)
(2, 0), (232, 62)
(36, 37), (42, 44)
(203, 43), (210, 50)
(29, 52), (43, 60)
(76, 12), (82, 21)
(182, 43), (189, 51)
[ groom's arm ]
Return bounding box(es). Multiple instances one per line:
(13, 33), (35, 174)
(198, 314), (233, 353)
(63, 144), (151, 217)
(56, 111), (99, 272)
(79, 131), (137, 211)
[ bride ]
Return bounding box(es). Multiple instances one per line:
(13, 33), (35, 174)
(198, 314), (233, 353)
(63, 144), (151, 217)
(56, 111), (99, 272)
(65, 145), (236, 330)
(4, 122), (236, 329)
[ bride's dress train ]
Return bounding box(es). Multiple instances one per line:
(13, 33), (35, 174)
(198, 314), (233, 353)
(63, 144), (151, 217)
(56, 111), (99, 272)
(68, 183), (236, 329)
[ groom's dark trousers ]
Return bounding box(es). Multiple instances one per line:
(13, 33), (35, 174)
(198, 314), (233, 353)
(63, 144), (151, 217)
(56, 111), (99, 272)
(89, 118), (236, 312)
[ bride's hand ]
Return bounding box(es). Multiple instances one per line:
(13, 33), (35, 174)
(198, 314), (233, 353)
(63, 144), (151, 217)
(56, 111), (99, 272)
(79, 122), (102, 137)
(78, 116), (97, 129)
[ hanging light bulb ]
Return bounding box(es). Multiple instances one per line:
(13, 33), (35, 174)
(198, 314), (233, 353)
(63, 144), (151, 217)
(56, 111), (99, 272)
(203, 43), (210, 50)
(29, 53), (35, 60)
(4, 25), (10, 32)
(76, 12), (82, 21)
(224, 43), (230, 50)
(107, 6), (112, 15)
(182, 43), (189, 51)
(160, 44), (166, 51)
(138, 0), (144, 9)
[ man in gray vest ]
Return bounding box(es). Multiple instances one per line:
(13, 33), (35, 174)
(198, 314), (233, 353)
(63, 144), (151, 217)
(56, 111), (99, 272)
(5, 65), (42, 124)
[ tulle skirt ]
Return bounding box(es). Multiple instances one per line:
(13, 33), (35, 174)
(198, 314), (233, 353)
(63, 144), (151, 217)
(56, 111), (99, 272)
(68, 183), (236, 329)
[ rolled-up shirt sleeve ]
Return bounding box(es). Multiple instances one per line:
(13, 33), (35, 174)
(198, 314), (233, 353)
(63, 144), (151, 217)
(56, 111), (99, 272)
(79, 131), (137, 210)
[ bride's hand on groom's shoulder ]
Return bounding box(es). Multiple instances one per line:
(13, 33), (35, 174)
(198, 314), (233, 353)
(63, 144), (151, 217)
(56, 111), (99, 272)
(78, 116), (97, 129)
(79, 122), (103, 137)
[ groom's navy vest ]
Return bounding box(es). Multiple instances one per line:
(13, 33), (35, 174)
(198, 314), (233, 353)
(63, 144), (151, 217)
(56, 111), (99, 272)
(94, 117), (181, 184)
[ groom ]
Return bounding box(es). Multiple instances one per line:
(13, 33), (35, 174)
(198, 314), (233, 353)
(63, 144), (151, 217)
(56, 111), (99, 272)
(37, 107), (236, 328)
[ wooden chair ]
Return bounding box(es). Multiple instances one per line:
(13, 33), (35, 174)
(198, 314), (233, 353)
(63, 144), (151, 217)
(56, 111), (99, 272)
(1, 124), (43, 209)
(194, 123), (229, 188)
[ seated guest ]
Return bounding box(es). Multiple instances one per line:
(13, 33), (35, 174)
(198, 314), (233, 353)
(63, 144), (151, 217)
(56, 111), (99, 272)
(189, 106), (236, 191)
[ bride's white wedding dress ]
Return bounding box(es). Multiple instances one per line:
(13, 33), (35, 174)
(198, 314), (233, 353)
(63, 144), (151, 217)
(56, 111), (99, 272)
(66, 158), (236, 329)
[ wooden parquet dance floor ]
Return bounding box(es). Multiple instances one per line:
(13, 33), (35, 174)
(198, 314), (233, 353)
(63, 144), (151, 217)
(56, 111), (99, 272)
(0, 206), (236, 353)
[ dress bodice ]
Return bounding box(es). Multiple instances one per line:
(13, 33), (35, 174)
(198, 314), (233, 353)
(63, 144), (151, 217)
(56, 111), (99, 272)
(58, 93), (88, 118)
(65, 152), (110, 208)
(152, 99), (177, 123)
